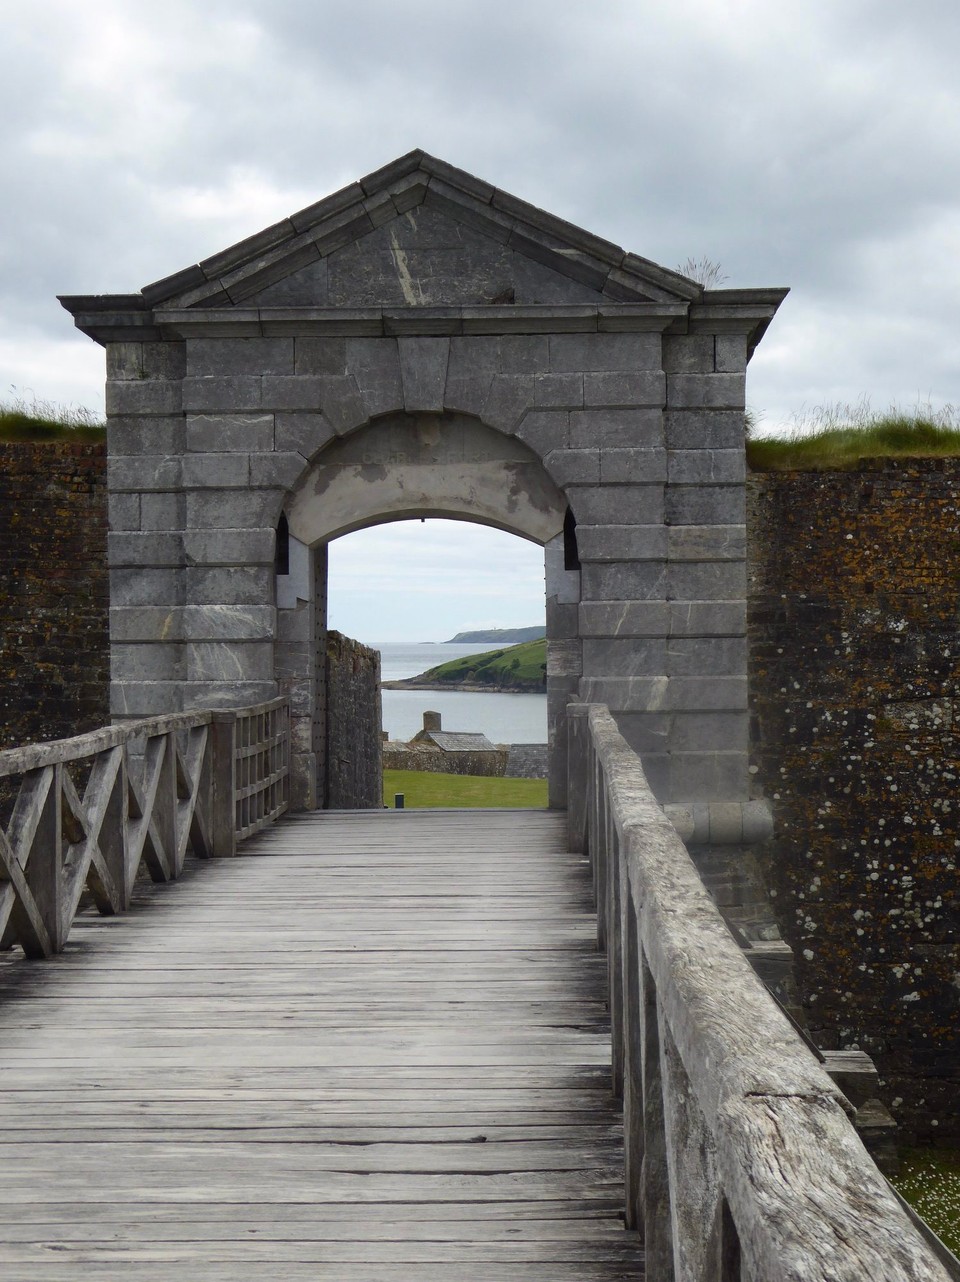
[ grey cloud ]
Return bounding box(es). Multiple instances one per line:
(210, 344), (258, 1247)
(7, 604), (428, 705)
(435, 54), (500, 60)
(0, 0), (957, 429)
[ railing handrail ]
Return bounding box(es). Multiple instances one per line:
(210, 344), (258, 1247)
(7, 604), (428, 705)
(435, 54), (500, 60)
(0, 709), (217, 776)
(224, 694), (289, 720)
(569, 702), (951, 1282)
(0, 698), (291, 960)
(0, 696), (291, 777)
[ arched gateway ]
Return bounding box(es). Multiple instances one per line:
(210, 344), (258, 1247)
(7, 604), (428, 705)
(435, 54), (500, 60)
(61, 150), (786, 810)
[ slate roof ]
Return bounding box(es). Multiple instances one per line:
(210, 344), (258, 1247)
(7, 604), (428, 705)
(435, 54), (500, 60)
(418, 730), (498, 752)
(420, 733), (497, 748)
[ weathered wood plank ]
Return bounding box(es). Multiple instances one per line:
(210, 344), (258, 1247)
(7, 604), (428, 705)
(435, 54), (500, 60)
(0, 809), (640, 1279)
(0, 1240), (642, 1264)
(0, 1263), (638, 1282)
(1, 1199), (623, 1225)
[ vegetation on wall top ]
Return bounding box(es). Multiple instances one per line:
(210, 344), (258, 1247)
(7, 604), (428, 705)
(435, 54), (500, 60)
(0, 391), (105, 443)
(747, 400), (960, 471)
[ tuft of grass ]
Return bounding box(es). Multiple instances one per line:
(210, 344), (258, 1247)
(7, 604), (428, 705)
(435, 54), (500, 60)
(0, 388), (105, 443)
(383, 768), (548, 809)
(747, 399), (960, 472)
(675, 256), (728, 289)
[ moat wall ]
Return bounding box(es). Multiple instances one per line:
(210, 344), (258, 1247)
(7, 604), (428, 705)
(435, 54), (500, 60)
(749, 461), (960, 1141)
(0, 441), (109, 749)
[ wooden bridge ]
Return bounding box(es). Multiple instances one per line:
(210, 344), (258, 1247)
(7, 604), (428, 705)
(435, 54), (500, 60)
(0, 806), (632, 1279)
(0, 700), (953, 1280)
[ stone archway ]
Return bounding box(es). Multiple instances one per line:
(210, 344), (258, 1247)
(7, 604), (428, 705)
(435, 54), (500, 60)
(61, 149), (786, 813)
(276, 410), (571, 806)
(285, 410), (566, 544)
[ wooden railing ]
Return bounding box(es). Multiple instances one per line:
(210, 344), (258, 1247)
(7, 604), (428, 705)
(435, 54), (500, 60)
(223, 698), (291, 841)
(567, 703), (951, 1282)
(0, 697), (289, 959)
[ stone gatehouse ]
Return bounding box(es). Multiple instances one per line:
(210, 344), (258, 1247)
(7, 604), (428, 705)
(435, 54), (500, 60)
(60, 150), (786, 809)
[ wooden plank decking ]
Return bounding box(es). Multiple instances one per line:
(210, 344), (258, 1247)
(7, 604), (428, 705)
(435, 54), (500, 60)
(0, 808), (642, 1280)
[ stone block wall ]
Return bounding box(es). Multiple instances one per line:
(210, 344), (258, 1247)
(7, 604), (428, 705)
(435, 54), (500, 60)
(104, 337), (285, 721)
(82, 321), (775, 809)
(0, 442), (109, 749)
(325, 630), (382, 809)
(749, 462), (960, 1140)
(573, 331), (750, 804)
(382, 744), (508, 777)
(549, 329), (751, 805)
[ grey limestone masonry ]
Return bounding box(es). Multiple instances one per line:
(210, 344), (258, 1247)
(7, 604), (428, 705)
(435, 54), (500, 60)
(61, 149), (786, 808)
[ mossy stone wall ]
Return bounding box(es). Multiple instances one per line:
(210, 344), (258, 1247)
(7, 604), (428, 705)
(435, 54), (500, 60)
(382, 744), (508, 776)
(325, 630), (383, 809)
(749, 460), (960, 1141)
(0, 442), (109, 749)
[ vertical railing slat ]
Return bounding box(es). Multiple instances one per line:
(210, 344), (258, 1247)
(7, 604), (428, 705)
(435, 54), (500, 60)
(211, 712), (238, 858)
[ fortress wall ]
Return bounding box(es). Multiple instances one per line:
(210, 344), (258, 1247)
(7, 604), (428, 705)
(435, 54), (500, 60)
(325, 630), (382, 808)
(0, 441), (109, 749)
(749, 462), (960, 1140)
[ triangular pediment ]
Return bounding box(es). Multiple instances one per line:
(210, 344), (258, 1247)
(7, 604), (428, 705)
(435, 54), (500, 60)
(136, 151), (704, 310)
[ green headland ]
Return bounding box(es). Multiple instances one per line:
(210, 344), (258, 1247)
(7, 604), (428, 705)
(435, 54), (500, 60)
(382, 637), (547, 693)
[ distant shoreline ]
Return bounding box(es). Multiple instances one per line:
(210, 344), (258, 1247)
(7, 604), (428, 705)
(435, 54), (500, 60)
(381, 679), (543, 694)
(444, 627), (545, 645)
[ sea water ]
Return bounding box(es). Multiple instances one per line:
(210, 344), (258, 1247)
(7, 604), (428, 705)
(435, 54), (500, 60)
(368, 641), (548, 744)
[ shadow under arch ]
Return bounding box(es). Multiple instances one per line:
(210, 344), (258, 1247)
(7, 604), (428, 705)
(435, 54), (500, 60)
(285, 409), (567, 546)
(274, 410), (577, 812)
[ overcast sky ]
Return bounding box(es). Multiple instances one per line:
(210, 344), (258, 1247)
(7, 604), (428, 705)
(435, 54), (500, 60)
(3, 0), (958, 641)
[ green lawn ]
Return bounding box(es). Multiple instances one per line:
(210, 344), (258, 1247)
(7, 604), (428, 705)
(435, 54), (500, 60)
(383, 769), (548, 809)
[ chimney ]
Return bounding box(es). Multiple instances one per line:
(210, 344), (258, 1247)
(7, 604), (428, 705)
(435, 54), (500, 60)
(422, 710), (441, 733)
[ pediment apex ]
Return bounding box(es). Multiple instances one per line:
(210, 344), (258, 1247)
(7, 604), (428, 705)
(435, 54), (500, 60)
(131, 152), (705, 310)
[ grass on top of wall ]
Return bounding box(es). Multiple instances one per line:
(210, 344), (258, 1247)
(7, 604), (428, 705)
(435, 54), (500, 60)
(0, 392), (105, 443)
(747, 401), (960, 472)
(383, 769), (548, 809)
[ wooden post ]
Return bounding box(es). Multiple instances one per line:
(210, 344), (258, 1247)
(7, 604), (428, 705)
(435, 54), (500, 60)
(641, 953), (675, 1281)
(608, 817), (624, 1100)
(566, 702), (590, 853)
(96, 747), (129, 910)
(5, 766), (60, 957)
(155, 732), (179, 878)
(622, 892), (644, 1230)
(210, 712), (237, 857)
